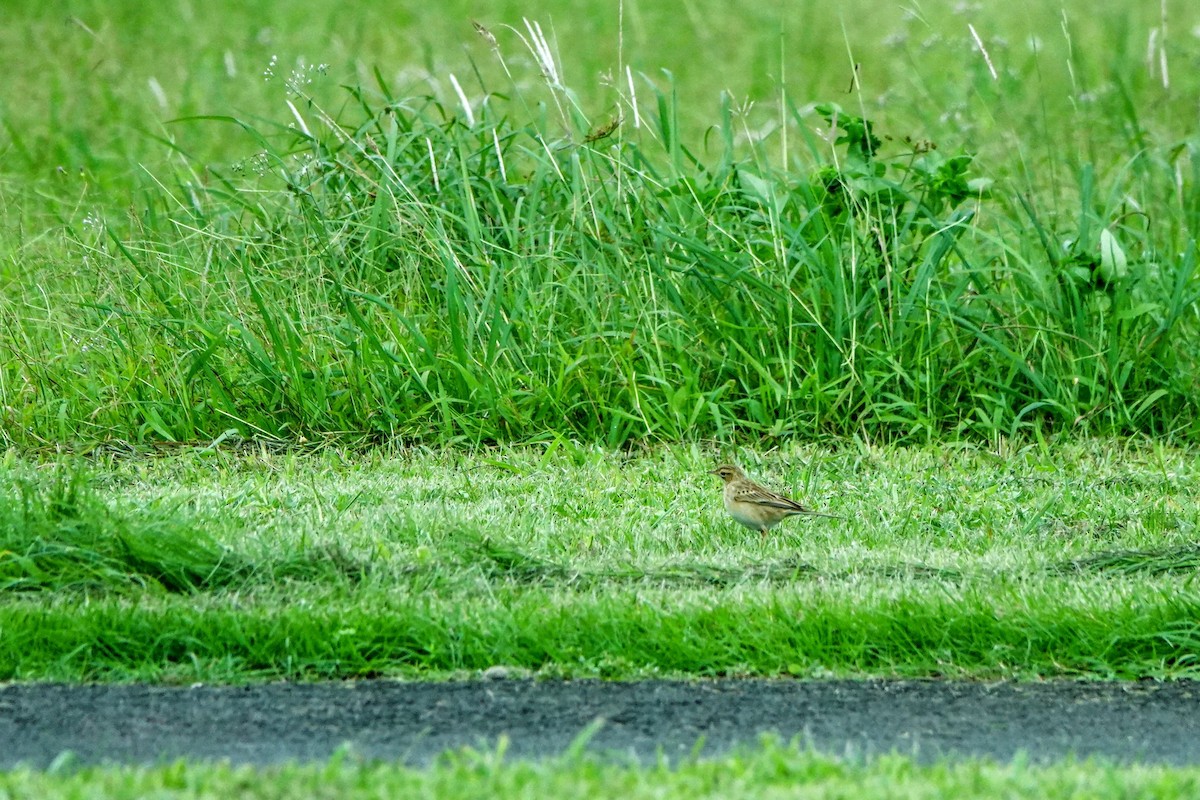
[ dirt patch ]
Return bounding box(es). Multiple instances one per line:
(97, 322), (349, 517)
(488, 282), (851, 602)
(3, 679), (1199, 767)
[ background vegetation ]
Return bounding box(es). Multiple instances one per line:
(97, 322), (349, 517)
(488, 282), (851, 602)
(4, 0), (1197, 448)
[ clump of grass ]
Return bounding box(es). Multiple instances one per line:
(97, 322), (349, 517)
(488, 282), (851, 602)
(0, 462), (369, 593)
(0, 463), (236, 593)
(466, 536), (973, 587)
(1057, 544), (1200, 577)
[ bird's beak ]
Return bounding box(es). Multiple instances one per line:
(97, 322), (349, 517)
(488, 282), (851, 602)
(708, 468), (720, 475)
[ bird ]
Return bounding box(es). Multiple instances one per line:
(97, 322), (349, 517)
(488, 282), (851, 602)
(709, 464), (837, 536)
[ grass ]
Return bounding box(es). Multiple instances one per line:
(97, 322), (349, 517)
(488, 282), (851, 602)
(3, 1), (1199, 447)
(2, 439), (1199, 683)
(4, 0), (1200, 786)
(5, 742), (1200, 799)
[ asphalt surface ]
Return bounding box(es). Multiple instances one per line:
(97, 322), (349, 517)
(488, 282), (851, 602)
(3, 679), (1199, 768)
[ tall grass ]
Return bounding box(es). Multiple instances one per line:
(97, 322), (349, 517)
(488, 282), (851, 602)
(2, 8), (1198, 447)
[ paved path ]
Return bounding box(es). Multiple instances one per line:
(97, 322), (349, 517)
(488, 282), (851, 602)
(3, 679), (1199, 767)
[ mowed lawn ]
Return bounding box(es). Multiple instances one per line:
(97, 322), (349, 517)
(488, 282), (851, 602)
(5, 440), (1198, 682)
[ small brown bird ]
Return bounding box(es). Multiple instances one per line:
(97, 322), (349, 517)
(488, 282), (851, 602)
(709, 464), (837, 536)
